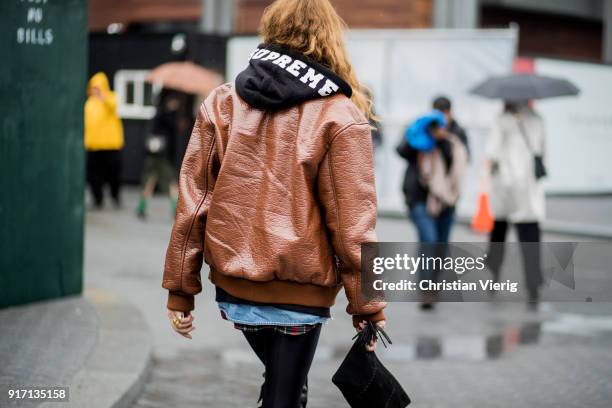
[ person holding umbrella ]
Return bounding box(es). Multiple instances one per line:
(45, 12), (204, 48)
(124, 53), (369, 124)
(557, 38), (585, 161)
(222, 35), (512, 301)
(471, 72), (579, 308)
(136, 89), (194, 219)
(137, 64), (222, 219)
(485, 100), (546, 307)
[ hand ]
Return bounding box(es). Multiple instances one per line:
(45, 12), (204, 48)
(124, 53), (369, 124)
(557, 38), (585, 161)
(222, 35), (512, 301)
(167, 309), (195, 339)
(356, 320), (386, 352)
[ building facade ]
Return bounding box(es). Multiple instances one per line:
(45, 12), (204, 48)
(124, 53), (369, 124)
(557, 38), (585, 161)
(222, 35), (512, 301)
(89, 0), (612, 62)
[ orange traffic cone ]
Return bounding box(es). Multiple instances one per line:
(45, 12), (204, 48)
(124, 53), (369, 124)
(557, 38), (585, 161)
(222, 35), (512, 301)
(471, 192), (494, 233)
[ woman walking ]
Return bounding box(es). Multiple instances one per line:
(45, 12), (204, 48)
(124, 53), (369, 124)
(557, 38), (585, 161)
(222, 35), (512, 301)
(486, 101), (546, 308)
(396, 110), (468, 309)
(162, 1), (386, 406)
(136, 89), (194, 219)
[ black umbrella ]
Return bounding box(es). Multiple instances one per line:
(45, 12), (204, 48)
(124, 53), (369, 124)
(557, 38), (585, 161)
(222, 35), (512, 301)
(470, 73), (580, 101)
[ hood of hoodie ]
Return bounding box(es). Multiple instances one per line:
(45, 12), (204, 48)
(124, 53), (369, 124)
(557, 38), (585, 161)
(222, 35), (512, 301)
(88, 72), (111, 93)
(235, 43), (352, 111)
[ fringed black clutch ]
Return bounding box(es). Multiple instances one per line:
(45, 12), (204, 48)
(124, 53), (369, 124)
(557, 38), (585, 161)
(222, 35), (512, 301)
(332, 322), (411, 408)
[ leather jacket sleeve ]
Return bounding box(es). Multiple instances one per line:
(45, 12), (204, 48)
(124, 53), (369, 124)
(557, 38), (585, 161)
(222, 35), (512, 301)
(318, 122), (387, 326)
(162, 105), (218, 312)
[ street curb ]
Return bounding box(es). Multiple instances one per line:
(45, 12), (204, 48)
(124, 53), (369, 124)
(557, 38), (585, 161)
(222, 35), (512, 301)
(456, 217), (612, 240)
(43, 289), (153, 408)
(537, 220), (612, 240)
(378, 211), (612, 240)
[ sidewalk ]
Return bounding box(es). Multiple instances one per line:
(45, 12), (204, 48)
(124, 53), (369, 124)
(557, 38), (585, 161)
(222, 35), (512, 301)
(84, 189), (612, 408)
(0, 288), (153, 408)
(134, 303), (612, 408)
(3, 188), (611, 408)
(544, 195), (612, 238)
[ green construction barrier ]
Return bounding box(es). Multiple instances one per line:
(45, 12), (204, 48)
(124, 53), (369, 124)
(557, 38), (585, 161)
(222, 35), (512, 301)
(0, 0), (87, 308)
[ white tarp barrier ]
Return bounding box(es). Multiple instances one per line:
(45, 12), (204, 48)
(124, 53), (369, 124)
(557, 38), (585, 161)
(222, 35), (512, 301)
(227, 29), (518, 217)
(534, 58), (612, 194)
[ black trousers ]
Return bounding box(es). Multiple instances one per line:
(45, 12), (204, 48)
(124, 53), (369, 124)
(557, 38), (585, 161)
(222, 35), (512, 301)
(243, 326), (321, 408)
(87, 150), (122, 207)
(487, 220), (543, 298)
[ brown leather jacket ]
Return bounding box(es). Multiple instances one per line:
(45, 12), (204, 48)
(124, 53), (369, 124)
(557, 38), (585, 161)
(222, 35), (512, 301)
(162, 81), (385, 325)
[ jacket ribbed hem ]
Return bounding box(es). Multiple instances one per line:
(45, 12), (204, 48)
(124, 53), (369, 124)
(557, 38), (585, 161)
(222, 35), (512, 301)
(167, 291), (195, 312)
(352, 310), (386, 328)
(209, 269), (342, 308)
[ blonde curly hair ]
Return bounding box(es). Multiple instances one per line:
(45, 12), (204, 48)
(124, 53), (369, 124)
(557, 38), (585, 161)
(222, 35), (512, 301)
(259, 0), (374, 120)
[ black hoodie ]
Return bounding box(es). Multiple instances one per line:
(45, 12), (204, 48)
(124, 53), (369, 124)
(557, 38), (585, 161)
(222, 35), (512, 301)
(235, 43), (352, 111)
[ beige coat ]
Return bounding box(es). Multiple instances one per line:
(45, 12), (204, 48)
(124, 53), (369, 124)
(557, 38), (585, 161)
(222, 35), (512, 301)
(487, 108), (546, 222)
(418, 133), (468, 215)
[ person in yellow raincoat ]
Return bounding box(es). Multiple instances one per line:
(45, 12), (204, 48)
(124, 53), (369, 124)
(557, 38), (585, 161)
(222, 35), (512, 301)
(84, 72), (124, 209)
